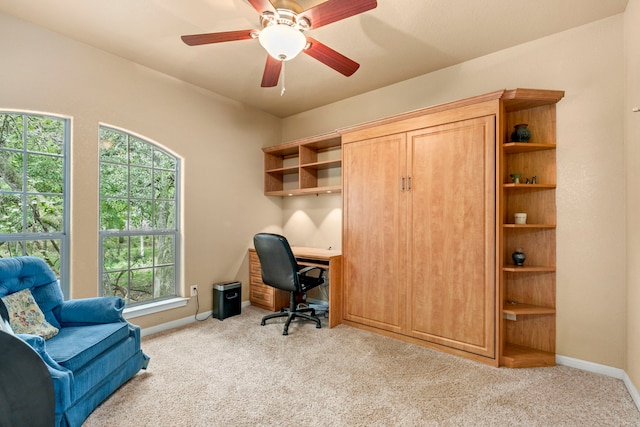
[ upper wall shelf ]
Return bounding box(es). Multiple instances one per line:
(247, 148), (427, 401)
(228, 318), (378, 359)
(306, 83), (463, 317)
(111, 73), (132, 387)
(263, 132), (342, 197)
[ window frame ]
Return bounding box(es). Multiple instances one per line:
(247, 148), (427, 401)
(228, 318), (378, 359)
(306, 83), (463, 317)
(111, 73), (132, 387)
(0, 111), (70, 296)
(98, 124), (181, 307)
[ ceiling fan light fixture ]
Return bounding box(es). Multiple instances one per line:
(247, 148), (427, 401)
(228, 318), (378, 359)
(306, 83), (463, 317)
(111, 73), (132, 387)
(258, 24), (306, 61)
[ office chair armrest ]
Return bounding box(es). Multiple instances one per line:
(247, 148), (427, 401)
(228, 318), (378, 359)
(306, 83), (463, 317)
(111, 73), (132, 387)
(298, 266), (324, 275)
(297, 266), (326, 293)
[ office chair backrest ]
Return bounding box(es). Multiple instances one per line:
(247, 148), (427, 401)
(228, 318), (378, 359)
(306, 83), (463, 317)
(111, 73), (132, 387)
(253, 233), (299, 293)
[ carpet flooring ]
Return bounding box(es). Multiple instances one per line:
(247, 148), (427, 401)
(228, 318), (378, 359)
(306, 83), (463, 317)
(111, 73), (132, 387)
(84, 306), (640, 426)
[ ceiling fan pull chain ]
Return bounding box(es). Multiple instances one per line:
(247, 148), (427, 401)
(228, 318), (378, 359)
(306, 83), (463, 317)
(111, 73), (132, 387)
(280, 59), (286, 96)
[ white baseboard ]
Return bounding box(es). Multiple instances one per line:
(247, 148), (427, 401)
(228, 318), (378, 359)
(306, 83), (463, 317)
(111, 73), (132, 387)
(557, 354), (640, 411)
(140, 300), (251, 337)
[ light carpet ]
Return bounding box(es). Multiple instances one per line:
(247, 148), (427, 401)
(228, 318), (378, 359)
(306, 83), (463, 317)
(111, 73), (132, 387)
(84, 306), (640, 426)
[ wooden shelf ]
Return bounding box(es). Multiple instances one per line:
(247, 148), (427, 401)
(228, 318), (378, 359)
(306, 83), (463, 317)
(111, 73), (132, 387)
(265, 185), (341, 197)
(503, 302), (556, 318)
(501, 88), (565, 112)
(503, 183), (556, 190)
(503, 265), (556, 272)
(301, 159), (342, 170)
(501, 343), (555, 368)
(265, 166), (299, 175)
(263, 132), (342, 196)
(503, 224), (556, 229)
(503, 142), (556, 154)
(499, 89), (563, 368)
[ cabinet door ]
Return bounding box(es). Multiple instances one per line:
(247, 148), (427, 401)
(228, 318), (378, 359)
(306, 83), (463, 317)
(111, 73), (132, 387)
(407, 116), (496, 358)
(343, 134), (408, 333)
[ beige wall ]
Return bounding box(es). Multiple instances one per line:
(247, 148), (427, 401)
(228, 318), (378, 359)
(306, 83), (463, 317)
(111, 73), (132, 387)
(282, 16), (628, 370)
(0, 13), (283, 328)
(625, 0), (640, 389)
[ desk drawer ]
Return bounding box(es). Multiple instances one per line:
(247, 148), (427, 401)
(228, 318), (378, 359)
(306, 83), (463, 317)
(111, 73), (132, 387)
(250, 263), (262, 276)
(250, 276), (268, 289)
(250, 287), (272, 306)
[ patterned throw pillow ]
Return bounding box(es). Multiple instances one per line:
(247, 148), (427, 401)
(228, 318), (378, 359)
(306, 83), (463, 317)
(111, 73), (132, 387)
(1, 288), (59, 339)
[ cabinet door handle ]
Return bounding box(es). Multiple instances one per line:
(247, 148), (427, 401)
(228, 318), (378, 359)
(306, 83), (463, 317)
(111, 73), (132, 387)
(408, 176), (412, 191)
(401, 177), (405, 192)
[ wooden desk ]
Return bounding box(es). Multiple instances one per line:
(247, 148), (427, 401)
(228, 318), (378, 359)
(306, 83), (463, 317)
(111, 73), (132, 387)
(249, 247), (342, 328)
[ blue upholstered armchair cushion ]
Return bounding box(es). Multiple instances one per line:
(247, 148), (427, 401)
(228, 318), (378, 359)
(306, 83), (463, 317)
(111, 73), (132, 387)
(55, 296), (125, 326)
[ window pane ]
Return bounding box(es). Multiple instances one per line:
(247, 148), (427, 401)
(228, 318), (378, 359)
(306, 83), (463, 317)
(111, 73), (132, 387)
(26, 195), (63, 233)
(100, 163), (128, 198)
(25, 240), (61, 274)
(154, 149), (175, 170)
(100, 128), (128, 164)
(154, 265), (174, 298)
(131, 235), (153, 269)
(0, 150), (23, 191)
(129, 166), (152, 199)
(155, 234), (174, 265)
(102, 270), (129, 298)
(0, 240), (25, 257)
(154, 169), (175, 200)
(130, 268), (153, 302)
(130, 137), (152, 167)
(26, 116), (64, 155)
(27, 154), (63, 194)
(154, 201), (175, 229)
(103, 236), (129, 271)
(99, 125), (178, 304)
(0, 193), (22, 233)
(0, 114), (24, 150)
(0, 112), (68, 295)
(100, 199), (128, 231)
(129, 200), (152, 230)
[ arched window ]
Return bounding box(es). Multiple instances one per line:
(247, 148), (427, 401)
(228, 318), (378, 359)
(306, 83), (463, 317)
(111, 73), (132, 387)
(99, 125), (180, 305)
(0, 112), (69, 294)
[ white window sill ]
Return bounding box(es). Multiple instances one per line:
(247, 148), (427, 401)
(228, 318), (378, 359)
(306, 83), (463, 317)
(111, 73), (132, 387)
(123, 297), (189, 319)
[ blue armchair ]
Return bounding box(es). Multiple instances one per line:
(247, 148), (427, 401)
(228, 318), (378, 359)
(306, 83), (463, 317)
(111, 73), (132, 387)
(0, 256), (149, 427)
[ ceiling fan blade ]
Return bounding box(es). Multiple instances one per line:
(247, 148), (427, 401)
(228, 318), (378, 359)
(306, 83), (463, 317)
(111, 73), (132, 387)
(181, 30), (255, 46)
(248, 0), (277, 15)
(299, 0), (377, 29)
(303, 37), (360, 77)
(261, 55), (283, 87)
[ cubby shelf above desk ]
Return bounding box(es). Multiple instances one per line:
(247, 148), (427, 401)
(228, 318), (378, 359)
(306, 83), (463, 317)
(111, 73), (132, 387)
(263, 133), (342, 197)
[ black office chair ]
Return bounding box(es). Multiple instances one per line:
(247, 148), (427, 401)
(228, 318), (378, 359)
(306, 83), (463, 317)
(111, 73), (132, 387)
(253, 233), (326, 335)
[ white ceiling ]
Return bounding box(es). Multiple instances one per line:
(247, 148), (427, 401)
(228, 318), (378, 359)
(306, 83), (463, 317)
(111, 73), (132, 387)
(0, 0), (628, 117)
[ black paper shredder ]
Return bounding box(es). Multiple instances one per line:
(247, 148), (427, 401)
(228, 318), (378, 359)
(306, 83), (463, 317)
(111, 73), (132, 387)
(212, 281), (242, 320)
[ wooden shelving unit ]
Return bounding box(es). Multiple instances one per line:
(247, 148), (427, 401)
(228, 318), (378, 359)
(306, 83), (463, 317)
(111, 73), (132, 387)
(501, 344), (556, 368)
(499, 89), (564, 368)
(263, 132), (342, 196)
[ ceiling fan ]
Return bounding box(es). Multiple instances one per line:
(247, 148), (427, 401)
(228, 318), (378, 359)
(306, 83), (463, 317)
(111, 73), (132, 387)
(181, 0), (377, 88)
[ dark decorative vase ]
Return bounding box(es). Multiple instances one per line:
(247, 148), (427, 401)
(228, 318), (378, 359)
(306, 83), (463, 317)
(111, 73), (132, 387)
(510, 124), (531, 142)
(512, 248), (526, 266)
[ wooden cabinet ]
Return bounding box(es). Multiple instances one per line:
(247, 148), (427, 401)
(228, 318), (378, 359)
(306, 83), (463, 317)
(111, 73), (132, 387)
(340, 88), (563, 367)
(342, 134), (408, 334)
(249, 247), (343, 328)
(263, 132), (342, 196)
(499, 89), (564, 368)
(406, 117), (496, 359)
(342, 96), (498, 363)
